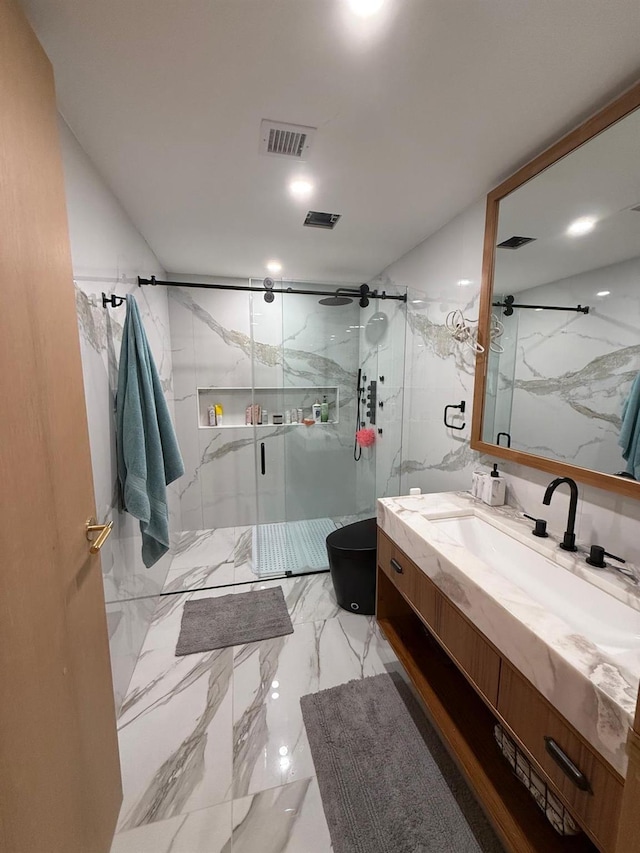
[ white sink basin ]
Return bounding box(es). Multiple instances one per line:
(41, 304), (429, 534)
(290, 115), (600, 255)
(431, 515), (640, 653)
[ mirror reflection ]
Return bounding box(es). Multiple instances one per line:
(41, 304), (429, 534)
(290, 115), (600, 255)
(482, 107), (640, 480)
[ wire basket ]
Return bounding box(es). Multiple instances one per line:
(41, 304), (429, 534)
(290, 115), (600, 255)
(494, 724), (581, 836)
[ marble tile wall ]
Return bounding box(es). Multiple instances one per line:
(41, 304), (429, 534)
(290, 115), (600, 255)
(60, 118), (180, 711)
(490, 257), (640, 475)
(372, 196), (640, 571)
(356, 288), (408, 510)
(167, 279), (367, 529)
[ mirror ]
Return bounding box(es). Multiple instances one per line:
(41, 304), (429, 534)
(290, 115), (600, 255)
(472, 82), (640, 497)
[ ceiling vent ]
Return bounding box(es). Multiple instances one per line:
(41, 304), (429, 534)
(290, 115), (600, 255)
(259, 119), (316, 160)
(497, 235), (536, 250)
(304, 211), (341, 230)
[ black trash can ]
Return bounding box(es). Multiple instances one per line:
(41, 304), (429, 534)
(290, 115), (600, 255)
(326, 517), (377, 615)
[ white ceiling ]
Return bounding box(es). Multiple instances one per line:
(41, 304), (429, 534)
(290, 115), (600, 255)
(21, 0), (640, 282)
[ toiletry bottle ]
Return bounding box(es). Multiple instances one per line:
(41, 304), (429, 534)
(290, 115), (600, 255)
(215, 404), (223, 426)
(481, 463), (506, 506)
(312, 399), (321, 422)
(297, 407), (303, 423)
(321, 395), (329, 423)
(208, 404), (216, 426)
(262, 409), (268, 425)
(285, 409), (291, 424)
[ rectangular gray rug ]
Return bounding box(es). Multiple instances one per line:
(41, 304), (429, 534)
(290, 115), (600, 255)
(301, 672), (504, 853)
(175, 586), (293, 655)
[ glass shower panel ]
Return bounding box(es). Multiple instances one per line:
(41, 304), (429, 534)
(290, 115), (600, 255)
(280, 284), (375, 575)
(249, 284), (294, 577)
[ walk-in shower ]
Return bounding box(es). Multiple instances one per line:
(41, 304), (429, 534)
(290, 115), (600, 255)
(140, 275), (407, 587)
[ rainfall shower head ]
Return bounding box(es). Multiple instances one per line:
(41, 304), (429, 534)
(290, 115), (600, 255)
(319, 294), (354, 306)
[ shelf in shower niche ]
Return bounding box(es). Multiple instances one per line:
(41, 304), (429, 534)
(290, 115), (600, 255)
(196, 385), (340, 429)
(199, 422), (336, 430)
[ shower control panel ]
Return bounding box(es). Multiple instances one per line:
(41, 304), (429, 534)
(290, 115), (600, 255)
(366, 380), (377, 425)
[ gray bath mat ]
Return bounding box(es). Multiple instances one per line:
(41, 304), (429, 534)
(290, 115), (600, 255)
(301, 672), (504, 853)
(175, 586), (293, 655)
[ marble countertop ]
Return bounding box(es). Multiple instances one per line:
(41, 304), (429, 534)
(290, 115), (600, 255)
(377, 491), (640, 777)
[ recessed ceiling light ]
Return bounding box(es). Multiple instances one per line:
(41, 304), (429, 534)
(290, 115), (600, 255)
(289, 179), (314, 199)
(266, 260), (282, 274)
(348, 0), (385, 16)
(411, 299), (425, 304)
(535, 308), (543, 312)
(567, 216), (596, 237)
(596, 290), (610, 297)
(457, 279), (472, 287)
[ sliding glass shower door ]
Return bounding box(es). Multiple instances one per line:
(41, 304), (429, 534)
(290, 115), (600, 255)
(249, 280), (382, 578)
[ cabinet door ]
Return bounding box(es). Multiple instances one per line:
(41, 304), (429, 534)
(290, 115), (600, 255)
(498, 663), (623, 853)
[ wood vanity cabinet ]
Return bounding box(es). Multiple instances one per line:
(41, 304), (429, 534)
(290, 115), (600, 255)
(376, 528), (623, 853)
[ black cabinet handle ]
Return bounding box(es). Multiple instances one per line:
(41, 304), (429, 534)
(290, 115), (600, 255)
(260, 442), (266, 476)
(544, 737), (592, 793)
(390, 558), (403, 574)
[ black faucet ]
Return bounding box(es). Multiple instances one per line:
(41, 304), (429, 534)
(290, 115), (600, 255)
(542, 477), (578, 551)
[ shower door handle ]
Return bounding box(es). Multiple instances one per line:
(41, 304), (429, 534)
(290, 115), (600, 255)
(260, 442), (266, 476)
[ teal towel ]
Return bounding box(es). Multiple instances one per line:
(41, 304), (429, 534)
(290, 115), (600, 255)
(116, 295), (184, 567)
(619, 371), (640, 480)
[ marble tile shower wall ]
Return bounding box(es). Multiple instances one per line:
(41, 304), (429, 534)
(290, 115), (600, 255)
(370, 201), (487, 497)
(355, 290), (408, 510)
(167, 280), (365, 530)
(377, 196), (640, 567)
(495, 256), (640, 475)
(61, 119), (179, 710)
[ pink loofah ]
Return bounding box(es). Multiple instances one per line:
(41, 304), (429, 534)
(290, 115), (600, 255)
(356, 428), (376, 447)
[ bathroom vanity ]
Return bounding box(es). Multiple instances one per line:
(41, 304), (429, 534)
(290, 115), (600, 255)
(376, 492), (640, 853)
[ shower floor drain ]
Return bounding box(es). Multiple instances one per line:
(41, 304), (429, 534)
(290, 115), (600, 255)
(253, 517), (337, 577)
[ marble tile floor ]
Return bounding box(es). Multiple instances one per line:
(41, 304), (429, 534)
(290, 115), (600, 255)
(110, 571), (400, 852)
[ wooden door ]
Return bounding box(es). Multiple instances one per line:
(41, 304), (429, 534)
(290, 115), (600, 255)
(0, 1), (122, 851)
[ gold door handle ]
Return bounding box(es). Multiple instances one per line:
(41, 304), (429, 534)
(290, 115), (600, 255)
(86, 517), (114, 554)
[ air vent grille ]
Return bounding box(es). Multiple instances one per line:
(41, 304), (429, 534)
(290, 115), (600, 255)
(259, 120), (316, 159)
(304, 211), (341, 230)
(497, 235), (536, 250)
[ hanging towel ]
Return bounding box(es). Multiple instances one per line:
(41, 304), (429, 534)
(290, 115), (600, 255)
(116, 295), (184, 567)
(619, 371), (640, 480)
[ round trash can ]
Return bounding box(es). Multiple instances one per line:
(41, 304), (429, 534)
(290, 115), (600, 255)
(326, 517), (377, 615)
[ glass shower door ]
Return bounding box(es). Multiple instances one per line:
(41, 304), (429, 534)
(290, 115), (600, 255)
(279, 284), (370, 575)
(249, 284), (292, 577)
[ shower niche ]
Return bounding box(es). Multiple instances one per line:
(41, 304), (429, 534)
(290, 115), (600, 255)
(197, 385), (340, 429)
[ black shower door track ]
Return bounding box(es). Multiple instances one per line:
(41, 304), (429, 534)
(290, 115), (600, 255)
(138, 275), (407, 302)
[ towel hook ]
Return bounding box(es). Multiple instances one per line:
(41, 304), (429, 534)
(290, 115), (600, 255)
(102, 292), (127, 308)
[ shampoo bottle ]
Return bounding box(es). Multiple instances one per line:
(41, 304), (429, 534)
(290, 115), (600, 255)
(320, 395), (329, 423)
(312, 399), (321, 422)
(207, 404), (216, 426)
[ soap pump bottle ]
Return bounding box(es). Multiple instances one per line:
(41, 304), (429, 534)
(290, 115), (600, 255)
(320, 395), (329, 423)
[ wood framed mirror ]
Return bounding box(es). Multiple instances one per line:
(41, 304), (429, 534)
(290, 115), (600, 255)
(471, 80), (640, 499)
